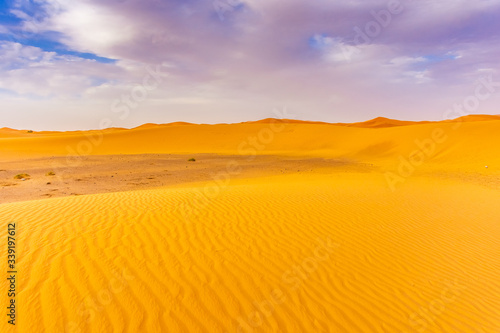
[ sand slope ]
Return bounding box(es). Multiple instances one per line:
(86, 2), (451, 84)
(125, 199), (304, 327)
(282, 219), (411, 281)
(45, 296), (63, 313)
(1, 173), (499, 332)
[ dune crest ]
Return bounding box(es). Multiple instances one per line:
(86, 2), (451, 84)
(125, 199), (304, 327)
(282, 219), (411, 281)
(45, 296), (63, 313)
(1, 116), (499, 170)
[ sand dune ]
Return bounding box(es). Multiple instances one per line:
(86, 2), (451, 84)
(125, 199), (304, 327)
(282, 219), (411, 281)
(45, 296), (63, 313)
(450, 114), (500, 123)
(1, 117), (500, 169)
(1, 117), (499, 332)
(344, 117), (431, 128)
(1, 173), (499, 332)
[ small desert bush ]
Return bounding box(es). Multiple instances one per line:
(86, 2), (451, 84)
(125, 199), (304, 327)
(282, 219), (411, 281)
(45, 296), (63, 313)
(14, 173), (30, 179)
(27, 130), (33, 133)
(188, 158), (196, 162)
(46, 171), (56, 176)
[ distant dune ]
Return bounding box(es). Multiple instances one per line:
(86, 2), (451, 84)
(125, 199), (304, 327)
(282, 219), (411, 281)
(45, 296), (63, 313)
(1, 115), (499, 169)
(1, 115), (499, 332)
(3, 113), (499, 135)
(450, 114), (500, 122)
(343, 116), (432, 128)
(132, 121), (193, 130)
(244, 118), (332, 125)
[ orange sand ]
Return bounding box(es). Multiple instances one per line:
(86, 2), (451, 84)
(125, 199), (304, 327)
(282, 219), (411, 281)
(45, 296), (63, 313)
(0, 116), (499, 332)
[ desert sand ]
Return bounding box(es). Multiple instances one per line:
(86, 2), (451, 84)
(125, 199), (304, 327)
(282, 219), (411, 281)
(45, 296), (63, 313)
(0, 116), (499, 332)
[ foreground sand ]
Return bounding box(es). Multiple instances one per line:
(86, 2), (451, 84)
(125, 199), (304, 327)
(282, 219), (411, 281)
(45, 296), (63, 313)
(1, 117), (499, 332)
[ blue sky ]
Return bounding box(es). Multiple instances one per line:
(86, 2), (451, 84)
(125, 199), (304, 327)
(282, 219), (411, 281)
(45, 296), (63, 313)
(0, 0), (500, 130)
(0, 1), (115, 64)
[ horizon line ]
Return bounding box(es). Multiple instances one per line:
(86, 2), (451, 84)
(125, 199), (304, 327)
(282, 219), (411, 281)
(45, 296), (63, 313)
(2, 114), (500, 133)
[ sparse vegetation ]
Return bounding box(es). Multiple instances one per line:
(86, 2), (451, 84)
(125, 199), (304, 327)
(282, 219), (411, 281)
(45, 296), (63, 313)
(27, 130), (33, 133)
(14, 173), (30, 180)
(46, 171), (56, 176)
(188, 158), (196, 162)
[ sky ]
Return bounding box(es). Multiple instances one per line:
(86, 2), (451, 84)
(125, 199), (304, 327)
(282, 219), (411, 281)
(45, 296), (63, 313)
(0, 0), (500, 130)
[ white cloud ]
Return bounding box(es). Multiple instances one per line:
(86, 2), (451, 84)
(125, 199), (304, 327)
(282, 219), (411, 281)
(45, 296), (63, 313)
(1, 0), (500, 129)
(402, 70), (432, 84)
(389, 56), (427, 66)
(0, 42), (121, 96)
(46, 1), (136, 58)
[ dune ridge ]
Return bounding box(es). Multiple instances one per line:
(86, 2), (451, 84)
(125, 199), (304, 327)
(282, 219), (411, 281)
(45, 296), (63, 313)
(1, 117), (499, 171)
(3, 113), (499, 136)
